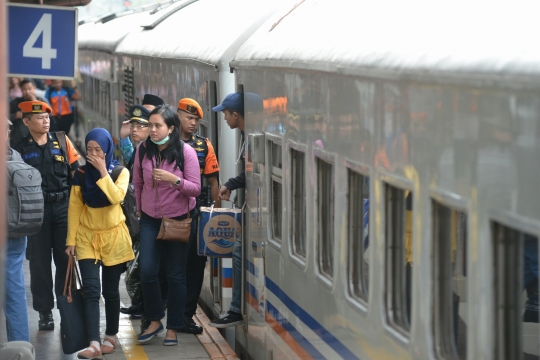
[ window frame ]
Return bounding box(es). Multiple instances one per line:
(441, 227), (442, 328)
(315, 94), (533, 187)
(380, 173), (414, 342)
(345, 159), (372, 310)
(287, 140), (308, 269)
(429, 189), (470, 360)
(265, 133), (283, 250)
(313, 147), (337, 288)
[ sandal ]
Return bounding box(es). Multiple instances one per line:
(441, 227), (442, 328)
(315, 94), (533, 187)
(102, 336), (117, 354)
(77, 345), (102, 359)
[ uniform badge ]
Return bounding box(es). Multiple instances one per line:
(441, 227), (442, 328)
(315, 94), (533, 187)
(194, 147), (204, 152)
(32, 104), (43, 112)
(133, 108), (142, 117)
(54, 155), (65, 162)
(196, 140), (203, 145)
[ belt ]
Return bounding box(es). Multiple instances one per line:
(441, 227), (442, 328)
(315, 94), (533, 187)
(43, 190), (69, 202)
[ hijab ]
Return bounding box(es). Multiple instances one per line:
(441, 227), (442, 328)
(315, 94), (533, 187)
(75, 128), (120, 208)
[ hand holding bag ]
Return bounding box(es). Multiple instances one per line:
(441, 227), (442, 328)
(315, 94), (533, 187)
(153, 156), (192, 243)
(58, 254), (88, 354)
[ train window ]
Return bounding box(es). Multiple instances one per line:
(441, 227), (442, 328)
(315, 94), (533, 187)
(267, 139), (283, 242)
(432, 201), (468, 360)
(492, 222), (539, 360)
(317, 158), (334, 279)
(290, 148), (306, 259)
(384, 184), (413, 335)
(348, 169), (370, 302)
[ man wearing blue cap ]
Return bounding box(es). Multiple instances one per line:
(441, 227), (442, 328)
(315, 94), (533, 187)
(209, 92), (246, 327)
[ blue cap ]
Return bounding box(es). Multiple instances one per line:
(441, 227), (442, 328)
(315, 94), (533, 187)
(212, 92), (243, 113)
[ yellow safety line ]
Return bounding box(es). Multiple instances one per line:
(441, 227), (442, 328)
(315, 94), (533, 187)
(117, 302), (149, 359)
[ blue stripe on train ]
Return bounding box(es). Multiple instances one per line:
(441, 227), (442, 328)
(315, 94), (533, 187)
(266, 300), (324, 359)
(265, 276), (359, 360)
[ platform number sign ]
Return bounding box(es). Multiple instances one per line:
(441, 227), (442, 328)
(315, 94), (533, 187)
(8, 4), (77, 79)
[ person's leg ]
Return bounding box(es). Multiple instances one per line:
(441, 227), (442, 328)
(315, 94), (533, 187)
(183, 211), (205, 333)
(138, 213), (165, 338)
(52, 200), (69, 301)
(63, 113), (75, 136)
(101, 262), (125, 354)
(209, 236), (243, 328)
(163, 240), (189, 334)
(4, 237), (29, 341)
(28, 202), (55, 329)
(77, 259), (102, 344)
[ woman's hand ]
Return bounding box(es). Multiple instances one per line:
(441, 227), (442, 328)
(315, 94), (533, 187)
(87, 155), (108, 178)
(152, 169), (178, 185)
(65, 246), (76, 257)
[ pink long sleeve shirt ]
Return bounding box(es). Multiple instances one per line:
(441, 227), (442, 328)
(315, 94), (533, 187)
(133, 143), (201, 219)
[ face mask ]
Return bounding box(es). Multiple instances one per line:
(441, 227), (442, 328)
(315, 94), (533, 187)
(151, 135), (169, 145)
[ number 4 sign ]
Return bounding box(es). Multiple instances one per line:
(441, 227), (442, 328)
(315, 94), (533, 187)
(8, 4), (77, 79)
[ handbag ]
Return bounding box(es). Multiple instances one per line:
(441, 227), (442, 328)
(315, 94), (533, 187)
(58, 255), (88, 354)
(153, 156), (192, 243)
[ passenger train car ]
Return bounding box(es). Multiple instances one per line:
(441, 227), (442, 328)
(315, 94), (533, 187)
(77, 0), (540, 359)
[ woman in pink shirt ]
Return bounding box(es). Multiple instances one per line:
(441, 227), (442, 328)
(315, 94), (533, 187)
(133, 105), (201, 346)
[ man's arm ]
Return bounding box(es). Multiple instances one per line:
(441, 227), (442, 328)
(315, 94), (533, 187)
(219, 171), (246, 201)
(208, 176), (221, 207)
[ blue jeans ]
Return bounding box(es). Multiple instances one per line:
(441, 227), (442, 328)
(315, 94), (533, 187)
(139, 212), (190, 330)
(4, 237), (29, 341)
(78, 259), (125, 343)
(230, 237), (242, 314)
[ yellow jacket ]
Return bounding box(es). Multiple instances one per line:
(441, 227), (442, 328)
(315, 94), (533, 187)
(66, 168), (134, 266)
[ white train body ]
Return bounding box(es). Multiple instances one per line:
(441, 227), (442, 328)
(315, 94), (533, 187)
(78, 1), (540, 359)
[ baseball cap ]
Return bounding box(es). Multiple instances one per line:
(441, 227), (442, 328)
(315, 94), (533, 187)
(178, 98), (203, 119)
(212, 92), (243, 113)
(142, 94), (165, 107)
(128, 105), (151, 125)
(18, 101), (52, 114)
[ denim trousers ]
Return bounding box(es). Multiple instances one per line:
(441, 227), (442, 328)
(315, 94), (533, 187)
(230, 237), (242, 314)
(4, 237), (29, 341)
(139, 212), (189, 330)
(78, 259), (125, 342)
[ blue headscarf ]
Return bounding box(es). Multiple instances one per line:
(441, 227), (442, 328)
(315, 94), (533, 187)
(74, 128), (120, 208)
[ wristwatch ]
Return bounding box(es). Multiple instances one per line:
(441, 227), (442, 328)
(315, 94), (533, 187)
(175, 177), (182, 186)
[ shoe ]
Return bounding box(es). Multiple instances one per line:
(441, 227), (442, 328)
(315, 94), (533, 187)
(77, 345), (102, 359)
(130, 313), (142, 320)
(120, 304), (140, 315)
(208, 311), (243, 328)
(101, 336), (117, 354)
(38, 311), (54, 330)
(182, 318), (203, 334)
(163, 335), (178, 346)
(137, 323), (164, 343)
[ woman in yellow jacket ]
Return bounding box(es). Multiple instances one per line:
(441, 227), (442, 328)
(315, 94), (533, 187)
(65, 128), (134, 360)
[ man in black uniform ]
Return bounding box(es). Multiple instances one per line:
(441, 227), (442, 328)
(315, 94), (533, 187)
(177, 98), (221, 334)
(14, 101), (81, 330)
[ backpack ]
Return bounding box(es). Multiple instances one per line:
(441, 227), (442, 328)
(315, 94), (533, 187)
(7, 148), (44, 237)
(77, 165), (139, 239)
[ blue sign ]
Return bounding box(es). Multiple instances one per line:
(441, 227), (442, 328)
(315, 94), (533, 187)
(8, 4), (77, 79)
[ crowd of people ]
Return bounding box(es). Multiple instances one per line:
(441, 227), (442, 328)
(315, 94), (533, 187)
(2, 90), (248, 360)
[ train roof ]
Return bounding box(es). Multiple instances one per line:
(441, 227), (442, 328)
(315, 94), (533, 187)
(115, 0), (294, 67)
(78, 11), (153, 53)
(231, 0), (540, 80)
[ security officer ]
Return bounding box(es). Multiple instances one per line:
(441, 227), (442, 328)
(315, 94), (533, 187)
(177, 98), (220, 334)
(14, 101), (81, 330)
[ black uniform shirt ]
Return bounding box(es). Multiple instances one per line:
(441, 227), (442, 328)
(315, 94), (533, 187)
(14, 133), (80, 193)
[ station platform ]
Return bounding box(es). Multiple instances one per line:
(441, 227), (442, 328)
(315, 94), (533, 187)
(1, 260), (238, 360)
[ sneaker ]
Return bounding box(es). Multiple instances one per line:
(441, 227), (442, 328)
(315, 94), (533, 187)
(38, 311), (54, 330)
(208, 311), (243, 328)
(181, 318), (203, 334)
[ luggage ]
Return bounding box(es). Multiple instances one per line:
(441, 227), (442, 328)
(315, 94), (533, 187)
(7, 148), (44, 237)
(58, 255), (88, 354)
(197, 206), (241, 257)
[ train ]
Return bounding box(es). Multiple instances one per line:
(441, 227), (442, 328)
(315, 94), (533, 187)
(76, 0), (540, 359)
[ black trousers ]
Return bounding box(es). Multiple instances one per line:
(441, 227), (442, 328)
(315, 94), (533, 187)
(50, 113), (75, 136)
(184, 209), (207, 319)
(27, 199), (69, 313)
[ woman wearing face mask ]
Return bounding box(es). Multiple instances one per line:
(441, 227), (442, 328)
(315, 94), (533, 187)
(132, 105), (201, 345)
(65, 128), (135, 359)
